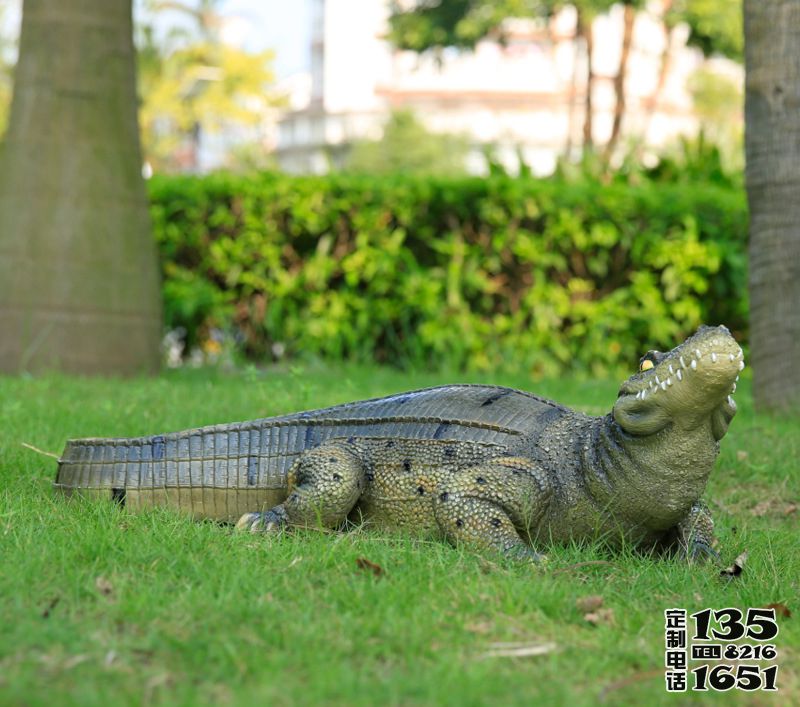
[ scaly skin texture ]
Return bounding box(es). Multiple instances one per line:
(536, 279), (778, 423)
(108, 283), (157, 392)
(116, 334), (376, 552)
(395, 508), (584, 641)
(55, 325), (742, 561)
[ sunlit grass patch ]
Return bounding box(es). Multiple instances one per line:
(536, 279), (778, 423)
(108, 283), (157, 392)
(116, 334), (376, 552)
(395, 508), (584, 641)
(1, 365), (797, 705)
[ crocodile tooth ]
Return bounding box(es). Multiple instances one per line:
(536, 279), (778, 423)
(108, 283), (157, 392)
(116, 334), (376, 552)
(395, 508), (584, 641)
(676, 370), (682, 381)
(668, 364), (674, 375)
(641, 389), (647, 400)
(739, 360), (745, 371)
(728, 396), (735, 406)
(680, 356), (686, 369)
(660, 381), (667, 391)
(732, 383), (737, 393)
(729, 353), (735, 361)
(695, 349), (702, 359)
(691, 360), (697, 370)
(735, 375), (739, 382)
(667, 378), (673, 386)
(711, 352), (717, 363)
(655, 375), (661, 385)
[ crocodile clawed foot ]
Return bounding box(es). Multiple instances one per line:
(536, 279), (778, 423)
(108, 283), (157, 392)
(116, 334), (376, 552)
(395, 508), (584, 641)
(685, 540), (720, 565)
(235, 507), (288, 534)
(504, 545), (548, 564)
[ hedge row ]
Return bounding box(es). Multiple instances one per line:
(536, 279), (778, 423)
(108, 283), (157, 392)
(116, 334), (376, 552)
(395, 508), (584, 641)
(148, 172), (748, 375)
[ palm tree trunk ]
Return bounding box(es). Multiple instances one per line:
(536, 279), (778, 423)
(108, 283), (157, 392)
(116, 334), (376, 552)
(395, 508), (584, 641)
(0, 0), (161, 375)
(744, 0), (800, 410)
(605, 3), (636, 159)
(641, 2), (675, 145)
(563, 15), (581, 158)
(577, 10), (594, 152)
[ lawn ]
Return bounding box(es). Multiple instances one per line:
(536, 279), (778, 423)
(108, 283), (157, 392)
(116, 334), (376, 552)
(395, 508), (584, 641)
(1, 364), (797, 706)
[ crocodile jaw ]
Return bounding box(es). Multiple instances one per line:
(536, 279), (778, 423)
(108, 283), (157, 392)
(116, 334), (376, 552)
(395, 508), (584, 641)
(612, 325), (742, 439)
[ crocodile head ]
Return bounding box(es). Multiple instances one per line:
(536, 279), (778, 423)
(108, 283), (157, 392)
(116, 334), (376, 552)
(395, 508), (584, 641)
(613, 325), (743, 440)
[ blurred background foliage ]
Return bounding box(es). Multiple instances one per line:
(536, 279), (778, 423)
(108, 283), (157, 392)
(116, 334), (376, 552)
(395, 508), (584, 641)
(668, 0), (742, 61)
(136, 0), (281, 172)
(0, 0), (751, 376)
(150, 168), (747, 376)
(345, 110), (470, 176)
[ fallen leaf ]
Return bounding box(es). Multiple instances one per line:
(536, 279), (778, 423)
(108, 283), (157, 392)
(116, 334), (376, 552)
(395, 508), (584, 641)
(465, 620), (493, 635)
(145, 672), (172, 699)
(478, 557), (500, 574)
(599, 669), (665, 702)
(576, 595), (604, 613)
(764, 602), (791, 619)
(750, 500), (798, 517)
(751, 501), (771, 517)
(584, 608), (615, 626)
(131, 648), (156, 663)
(720, 550), (748, 579)
(95, 576), (114, 596)
(41, 596), (60, 619)
(481, 641), (557, 659)
(736, 450), (749, 462)
(355, 557), (385, 578)
(63, 654), (90, 670)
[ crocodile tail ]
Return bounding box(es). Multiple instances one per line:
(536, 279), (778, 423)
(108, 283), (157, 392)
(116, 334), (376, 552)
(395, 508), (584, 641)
(55, 426), (288, 522)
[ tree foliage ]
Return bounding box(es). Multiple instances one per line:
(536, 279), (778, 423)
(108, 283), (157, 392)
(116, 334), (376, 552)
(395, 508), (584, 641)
(136, 0), (279, 171)
(388, 1), (647, 158)
(345, 110), (470, 176)
(389, 0), (544, 52)
(669, 0), (743, 61)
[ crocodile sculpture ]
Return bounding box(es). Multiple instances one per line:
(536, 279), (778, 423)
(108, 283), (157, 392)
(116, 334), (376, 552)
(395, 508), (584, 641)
(55, 325), (743, 561)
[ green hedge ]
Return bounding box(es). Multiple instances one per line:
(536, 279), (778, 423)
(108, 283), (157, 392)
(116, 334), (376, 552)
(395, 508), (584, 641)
(149, 172), (748, 375)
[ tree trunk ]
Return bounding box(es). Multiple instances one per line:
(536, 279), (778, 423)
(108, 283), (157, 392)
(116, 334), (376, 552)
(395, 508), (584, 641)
(744, 0), (800, 410)
(578, 11), (594, 152)
(641, 1), (675, 146)
(605, 3), (636, 159)
(563, 14), (581, 158)
(0, 0), (161, 375)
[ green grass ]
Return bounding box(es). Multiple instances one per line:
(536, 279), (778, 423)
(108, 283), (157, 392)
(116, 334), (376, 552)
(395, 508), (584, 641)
(1, 364), (798, 706)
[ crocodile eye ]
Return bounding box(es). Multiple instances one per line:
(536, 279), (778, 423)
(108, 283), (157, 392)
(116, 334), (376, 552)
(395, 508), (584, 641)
(639, 350), (662, 372)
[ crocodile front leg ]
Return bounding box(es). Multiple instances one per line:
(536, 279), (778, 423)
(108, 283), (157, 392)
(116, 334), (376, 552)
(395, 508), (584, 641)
(671, 501), (719, 563)
(433, 456), (552, 561)
(237, 441), (365, 532)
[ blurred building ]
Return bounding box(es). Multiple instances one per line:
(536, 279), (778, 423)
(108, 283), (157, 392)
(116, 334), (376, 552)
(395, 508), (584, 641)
(276, 0), (741, 175)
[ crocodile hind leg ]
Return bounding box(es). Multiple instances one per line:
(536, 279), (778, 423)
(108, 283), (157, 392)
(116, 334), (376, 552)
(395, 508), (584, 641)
(433, 456), (551, 561)
(236, 441), (365, 532)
